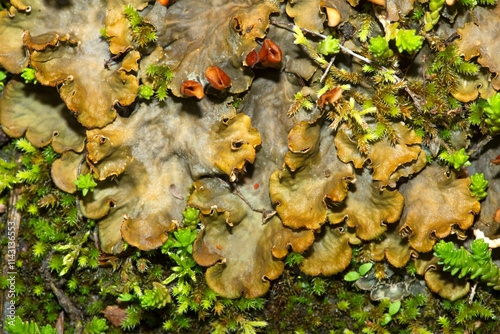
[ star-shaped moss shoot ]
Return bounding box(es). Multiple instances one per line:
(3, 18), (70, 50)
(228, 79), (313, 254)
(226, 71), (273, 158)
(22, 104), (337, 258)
(470, 173), (489, 201)
(73, 174), (97, 197)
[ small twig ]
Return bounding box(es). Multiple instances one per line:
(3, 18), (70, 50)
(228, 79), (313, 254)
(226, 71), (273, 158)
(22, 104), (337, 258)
(271, 20), (375, 65)
(467, 134), (493, 159)
(271, 20), (326, 39)
(232, 185), (277, 223)
(216, 178), (276, 223)
(77, 150), (88, 177)
(320, 56), (336, 83)
(445, 32), (460, 45)
(41, 254), (84, 334)
(473, 227), (500, 249)
(469, 281), (478, 305)
(404, 86), (425, 113)
(104, 54), (122, 69)
(232, 185), (263, 213)
(421, 55), (427, 105)
(338, 44), (374, 64)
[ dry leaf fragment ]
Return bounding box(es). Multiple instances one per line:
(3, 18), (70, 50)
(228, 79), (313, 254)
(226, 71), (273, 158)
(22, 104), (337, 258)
(103, 305), (127, 326)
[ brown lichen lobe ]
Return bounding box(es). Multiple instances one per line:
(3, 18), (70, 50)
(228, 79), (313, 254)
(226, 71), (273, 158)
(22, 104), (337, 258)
(335, 123), (426, 186)
(456, 5), (500, 90)
(0, 0), (140, 129)
(0, 80), (85, 154)
(154, 0), (279, 96)
(328, 168), (404, 241)
(270, 119), (354, 230)
(189, 177), (314, 298)
(80, 98), (261, 253)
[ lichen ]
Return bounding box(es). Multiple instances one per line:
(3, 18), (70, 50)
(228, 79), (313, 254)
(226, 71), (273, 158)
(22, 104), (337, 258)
(1, 0), (500, 332)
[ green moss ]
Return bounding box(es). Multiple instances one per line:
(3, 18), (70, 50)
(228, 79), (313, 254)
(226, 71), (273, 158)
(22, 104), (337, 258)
(434, 239), (500, 289)
(124, 4), (157, 48)
(369, 36), (393, 58)
(484, 92), (500, 134)
(317, 36), (340, 56)
(470, 173), (488, 200)
(73, 174), (97, 197)
(439, 148), (471, 170)
(145, 64), (174, 101)
(20, 67), (37, 85)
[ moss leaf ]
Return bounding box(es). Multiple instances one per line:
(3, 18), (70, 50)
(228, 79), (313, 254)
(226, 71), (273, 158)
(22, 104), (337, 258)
(79, 98), (259, 253)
